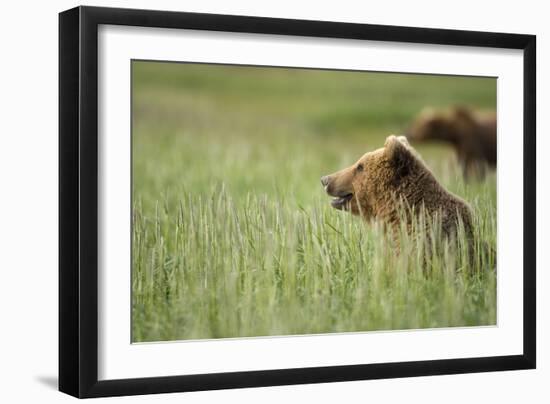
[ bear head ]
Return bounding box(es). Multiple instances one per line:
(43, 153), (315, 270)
(321, 135), (420, 219)
(406, 106), (475, 144)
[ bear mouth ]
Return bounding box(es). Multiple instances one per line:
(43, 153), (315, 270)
(330, 193), (353, 210)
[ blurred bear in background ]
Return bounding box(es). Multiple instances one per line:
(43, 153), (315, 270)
(406, 106), (496, 179)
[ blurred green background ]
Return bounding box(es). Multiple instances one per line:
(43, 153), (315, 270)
(131, 61), (496, 342)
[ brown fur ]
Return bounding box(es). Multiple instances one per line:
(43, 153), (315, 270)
(320, 135), (473, 243)
(406, 106), (496, 179)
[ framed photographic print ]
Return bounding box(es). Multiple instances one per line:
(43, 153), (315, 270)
(59, 5), (536, 398)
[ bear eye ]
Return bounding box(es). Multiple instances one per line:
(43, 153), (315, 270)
(356, 163), (364, 172)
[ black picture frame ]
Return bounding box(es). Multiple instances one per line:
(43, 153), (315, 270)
(59, 5), (536, 398)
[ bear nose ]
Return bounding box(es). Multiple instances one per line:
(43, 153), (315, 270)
(320, 176), (330, 187)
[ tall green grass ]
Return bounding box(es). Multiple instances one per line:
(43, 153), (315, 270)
(131, 61), (497, 342)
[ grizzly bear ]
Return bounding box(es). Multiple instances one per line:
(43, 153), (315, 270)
(406, 106), (496, 179)
(320, 135), (473, 244)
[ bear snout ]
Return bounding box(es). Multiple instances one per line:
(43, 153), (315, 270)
(321, 174), (338, 196)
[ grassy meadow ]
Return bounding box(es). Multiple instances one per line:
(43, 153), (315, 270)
(131, 61), (497, 342)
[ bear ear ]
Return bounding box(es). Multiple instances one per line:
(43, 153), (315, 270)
(384, 135), (411, 158)
(452, 105), (474, 122)
(384, 135), (414, 179)
(396, 135), (410, 147)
